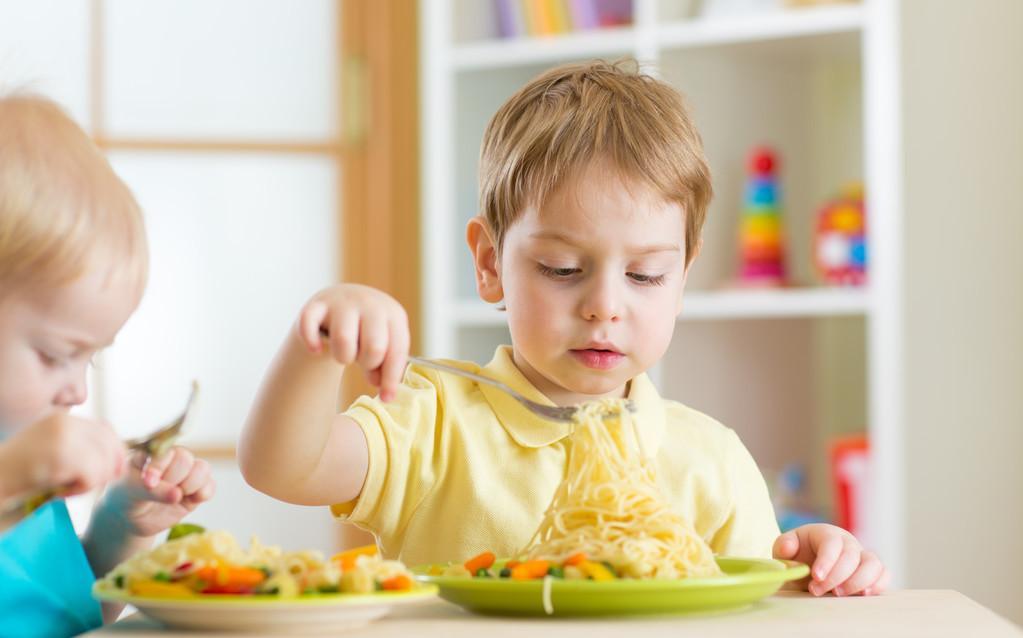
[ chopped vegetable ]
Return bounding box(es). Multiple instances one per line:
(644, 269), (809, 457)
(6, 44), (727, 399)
(499, 567), (512, 578)
(380, 574), (414, 591)
(331, 544), (379, 571)
(463, 551), (496, 574)
(192, 564), (263, 588)
(579, 561), (616, 581)
(166, 523), (205, 541)
(511, 560), (551, 581)
(564, 552), (587, 567)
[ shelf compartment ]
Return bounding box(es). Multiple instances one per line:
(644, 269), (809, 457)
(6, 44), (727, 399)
(452, 26), (635, 71)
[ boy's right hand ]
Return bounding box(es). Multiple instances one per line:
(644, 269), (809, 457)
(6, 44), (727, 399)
(297, 284), (410, 402)
(0, 413), (125, 501)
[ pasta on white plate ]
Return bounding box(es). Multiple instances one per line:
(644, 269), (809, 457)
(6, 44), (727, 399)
(99, 526), (417, 598)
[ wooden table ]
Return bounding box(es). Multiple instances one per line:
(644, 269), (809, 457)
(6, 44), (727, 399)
(89, 590), (1022, 638)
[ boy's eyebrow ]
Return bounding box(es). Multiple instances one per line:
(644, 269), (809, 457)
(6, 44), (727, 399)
(529, 231), (680, 254)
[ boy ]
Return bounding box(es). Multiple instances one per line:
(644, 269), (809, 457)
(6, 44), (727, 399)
(0, 95), (215, 635)
(240, 60), (888, 597)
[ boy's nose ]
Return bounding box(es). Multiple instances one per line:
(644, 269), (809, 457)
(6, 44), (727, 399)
(55, 372), (88, 407)
(580, 275), (623, 322)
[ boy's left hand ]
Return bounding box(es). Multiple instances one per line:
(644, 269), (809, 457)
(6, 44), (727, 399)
(773, 523), (889, 597)
(105, 447), (215, 538)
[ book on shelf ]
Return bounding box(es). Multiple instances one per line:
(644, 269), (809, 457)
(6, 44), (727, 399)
(494, 0), (633, 39)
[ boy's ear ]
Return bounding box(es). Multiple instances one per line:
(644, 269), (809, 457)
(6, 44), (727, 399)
(466, 216), (504, 304)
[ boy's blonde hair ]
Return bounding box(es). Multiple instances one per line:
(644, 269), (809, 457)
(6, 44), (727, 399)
(480, 59), (712, 266)
(0, 95), (147, 293)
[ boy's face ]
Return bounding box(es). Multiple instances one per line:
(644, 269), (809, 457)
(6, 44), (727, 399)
(0, 273), (141, 433)
(471, 161), (692, 405)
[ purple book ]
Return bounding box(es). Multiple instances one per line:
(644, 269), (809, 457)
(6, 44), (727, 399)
(568, 0), (598, 30)
(494, 0), (524, 38)
(595, 0), (633, 27)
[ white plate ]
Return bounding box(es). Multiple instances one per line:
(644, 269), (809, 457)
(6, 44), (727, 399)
(93, 583), (438, 633)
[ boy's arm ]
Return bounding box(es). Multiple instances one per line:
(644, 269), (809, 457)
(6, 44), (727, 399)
(239, 328), (369, 505)
(239, 284), (408, 507)
(82, 504), (155, 623)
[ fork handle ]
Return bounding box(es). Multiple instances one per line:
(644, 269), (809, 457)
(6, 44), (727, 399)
(407, 356), (525, 400)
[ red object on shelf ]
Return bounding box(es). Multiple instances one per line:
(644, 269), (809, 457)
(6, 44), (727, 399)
(830, 435), (870, 536)
(748, 147), (776, 175)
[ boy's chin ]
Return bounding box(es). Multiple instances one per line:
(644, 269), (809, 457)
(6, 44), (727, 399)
(560, 371), (632, 398)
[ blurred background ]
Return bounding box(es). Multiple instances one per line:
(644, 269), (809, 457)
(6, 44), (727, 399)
(1, 0), (1020, 625)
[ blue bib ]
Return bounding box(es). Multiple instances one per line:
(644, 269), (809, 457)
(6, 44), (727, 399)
(0, 500), (103, 638)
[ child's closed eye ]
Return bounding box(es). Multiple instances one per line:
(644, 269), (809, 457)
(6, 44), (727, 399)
(36, 349), (69, 368)
(627, 272), (666, 286)
(537, 263), (581, 279)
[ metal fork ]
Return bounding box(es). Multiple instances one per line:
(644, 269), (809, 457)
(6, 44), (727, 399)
(124, 380), (199, 458)
(408, 356), (635, 422)
(0, 381), (199, 521)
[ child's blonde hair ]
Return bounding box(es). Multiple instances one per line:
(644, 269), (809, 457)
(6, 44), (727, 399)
(480, 59), (712, 266)
(0, 95), (147, 293)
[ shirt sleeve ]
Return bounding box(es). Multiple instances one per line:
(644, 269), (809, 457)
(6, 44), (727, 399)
(709, 429), (781, 559)
(329, 365), (442, 553)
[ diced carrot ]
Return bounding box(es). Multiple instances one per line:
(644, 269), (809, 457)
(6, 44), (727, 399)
(331, 544), (379, 571)
(194, 565), (266, 588)
(380, 574), (413, 591)
(511, 560), (551, 580)
(505, 560), (521, 569)
(463, 551), (496, 574)
(563, 552), (587, 567)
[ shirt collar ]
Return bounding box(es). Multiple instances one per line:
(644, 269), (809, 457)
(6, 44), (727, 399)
(478, 345), (666, 454)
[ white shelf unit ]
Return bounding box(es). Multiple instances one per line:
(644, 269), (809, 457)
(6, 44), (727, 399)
(420, 0), (903, 583)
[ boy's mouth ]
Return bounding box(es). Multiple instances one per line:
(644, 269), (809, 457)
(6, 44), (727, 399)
(569, 346), (625, 370)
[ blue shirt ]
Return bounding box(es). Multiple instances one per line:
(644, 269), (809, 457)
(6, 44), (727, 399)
(0, 500), (103, 638)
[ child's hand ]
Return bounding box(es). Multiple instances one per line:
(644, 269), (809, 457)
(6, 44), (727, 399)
(103, 447), (215, 538)
(297, 284), (410, 402)
(773, 523), (890, 596)
(0, 413), (126, 500)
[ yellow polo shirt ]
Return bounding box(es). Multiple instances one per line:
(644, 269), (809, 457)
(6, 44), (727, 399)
(332, 346), (780, 567)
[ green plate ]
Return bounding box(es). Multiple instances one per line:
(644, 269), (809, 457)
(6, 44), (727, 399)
(93, 582), (437, 632)
(413, 557), (807, 617)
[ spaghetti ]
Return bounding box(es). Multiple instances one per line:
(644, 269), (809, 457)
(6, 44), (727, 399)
(521, 398), (721, 579)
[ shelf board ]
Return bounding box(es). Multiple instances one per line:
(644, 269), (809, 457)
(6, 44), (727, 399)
(450, 287), (870, 326)
(680, 287), (870, 320)
(658, 5), (864, 50)
(451, 5), (863, 72)
(452, 27), (635, 71)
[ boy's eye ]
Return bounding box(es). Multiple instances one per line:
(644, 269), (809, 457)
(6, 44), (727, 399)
(37, 350), (68, 368)
(537, 264), (580, 278)
(628, 272), (666, 286)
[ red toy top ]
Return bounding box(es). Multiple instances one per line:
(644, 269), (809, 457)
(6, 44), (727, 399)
(748, 147), (777, 176)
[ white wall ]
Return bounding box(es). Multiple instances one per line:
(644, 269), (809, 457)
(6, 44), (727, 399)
(0, 0), (344, 554)
(901, 0), (1023, 624)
